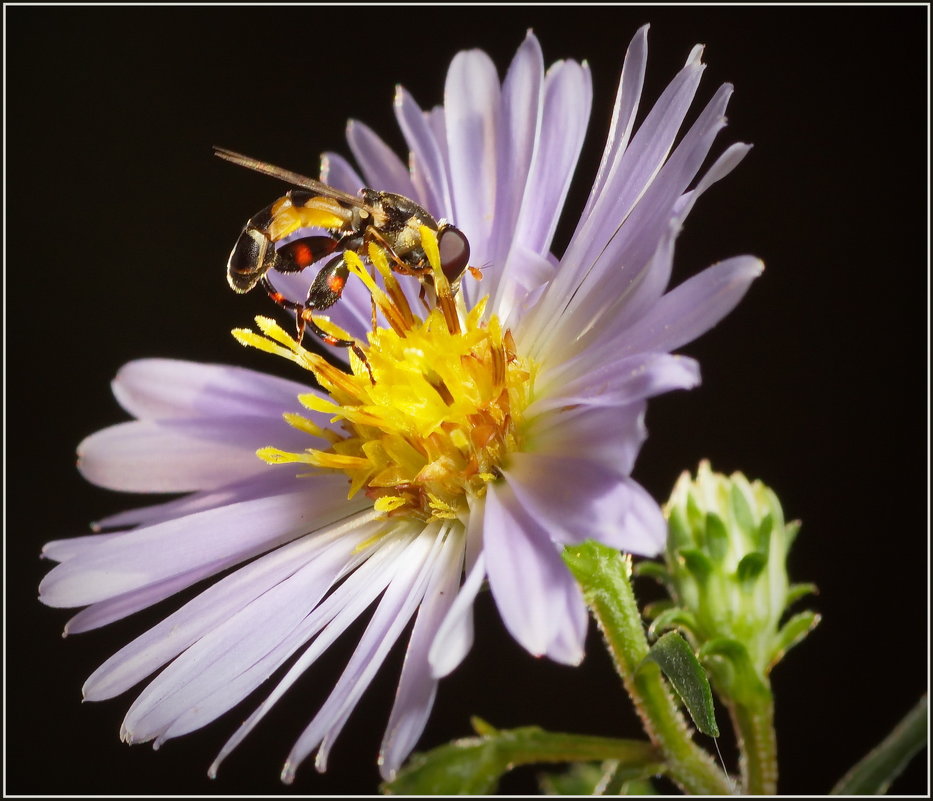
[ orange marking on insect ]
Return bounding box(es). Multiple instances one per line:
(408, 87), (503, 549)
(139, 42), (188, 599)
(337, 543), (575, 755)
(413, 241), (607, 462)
(293, 242), (314, 266)
(327, 274), (346, 294)
(324, 335), (338, 345)
(270, 291), (286, 303)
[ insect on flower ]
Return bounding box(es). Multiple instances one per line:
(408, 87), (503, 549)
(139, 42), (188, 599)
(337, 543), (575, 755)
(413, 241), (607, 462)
(216, 146), (474, 368)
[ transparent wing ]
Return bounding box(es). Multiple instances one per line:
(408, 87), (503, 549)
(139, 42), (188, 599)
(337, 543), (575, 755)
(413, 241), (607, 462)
(214, 146), (372, 211)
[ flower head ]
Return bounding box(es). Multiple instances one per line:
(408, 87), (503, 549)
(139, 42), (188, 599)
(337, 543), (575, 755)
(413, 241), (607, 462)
(642, 461), (819, 692)
(40, 27), (761, 783)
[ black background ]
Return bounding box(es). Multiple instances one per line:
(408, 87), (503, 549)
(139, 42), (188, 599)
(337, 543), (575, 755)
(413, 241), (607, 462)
(6, 5), (928, 796)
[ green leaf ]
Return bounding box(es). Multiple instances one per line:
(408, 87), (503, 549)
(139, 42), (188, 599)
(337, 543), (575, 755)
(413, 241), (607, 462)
(831, 695), (928, 795)
(640, 631), (720, 737)
(769, 611), (820, 670)
(382, 725), (660, 795)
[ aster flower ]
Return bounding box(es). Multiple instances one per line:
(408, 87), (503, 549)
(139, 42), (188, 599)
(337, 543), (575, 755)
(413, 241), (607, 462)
(39, 26), (762, 784)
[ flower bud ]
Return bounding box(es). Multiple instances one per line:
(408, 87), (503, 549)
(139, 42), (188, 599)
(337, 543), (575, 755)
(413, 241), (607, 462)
(641, 461), (818, 696)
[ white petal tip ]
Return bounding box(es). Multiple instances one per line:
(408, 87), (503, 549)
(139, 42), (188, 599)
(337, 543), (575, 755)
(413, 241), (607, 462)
(280, 763), (296, 785)
(688, 44), (706, 66)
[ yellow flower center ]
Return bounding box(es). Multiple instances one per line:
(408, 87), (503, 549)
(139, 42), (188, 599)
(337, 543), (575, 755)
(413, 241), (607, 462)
(234, 230), (535, 522)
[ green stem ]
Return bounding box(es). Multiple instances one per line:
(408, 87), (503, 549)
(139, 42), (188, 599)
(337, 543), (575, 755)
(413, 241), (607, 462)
(564, 543), (734, 795)
(726, 688), (777, 794)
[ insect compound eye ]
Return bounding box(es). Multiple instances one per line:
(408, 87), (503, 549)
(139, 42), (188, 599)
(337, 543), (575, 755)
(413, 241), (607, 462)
(437, 225), (471, 284)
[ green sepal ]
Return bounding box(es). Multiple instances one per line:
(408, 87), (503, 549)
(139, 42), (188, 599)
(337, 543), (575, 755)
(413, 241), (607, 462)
(730, 482), (755, 533)
(754, 512), (773, 553)
(667, 506), (695, 551)
(785, 582), (818, 606)
(470, 716), (498, 737)
(640, 631), (720, 737)
(736, 551), (767, 585)
(633, 559), (670, 585)
(830, 695), (928, 795)
(382, 724), (661, 795)
(704, 513), (730, 562)
(676, 548), (713, 582)
(699, 637), (771, 705)
(768, 611), (821, 669)
(783, 519), (801, 550)
(642, 599), (676, 621)
(685, 491), (705, 536)
(646, 607), (700, 643)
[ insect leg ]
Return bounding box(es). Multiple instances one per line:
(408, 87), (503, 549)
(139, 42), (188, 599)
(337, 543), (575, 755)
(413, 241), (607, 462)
(259, 260), (374, 383)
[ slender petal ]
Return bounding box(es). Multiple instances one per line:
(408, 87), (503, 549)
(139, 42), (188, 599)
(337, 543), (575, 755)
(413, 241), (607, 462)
(346, 119), (419, 199)
(112, 359), (318, 420)
(40, 483), (360, 607)
(484, 483), (587, 664)
(444, 48), (501, 264)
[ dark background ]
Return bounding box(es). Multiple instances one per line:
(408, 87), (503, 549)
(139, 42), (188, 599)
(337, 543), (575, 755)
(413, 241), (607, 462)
(6, 5), (928, 796)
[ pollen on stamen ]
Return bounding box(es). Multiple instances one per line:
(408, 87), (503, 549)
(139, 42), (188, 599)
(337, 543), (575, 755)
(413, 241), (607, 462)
(236, 232), (536, 522)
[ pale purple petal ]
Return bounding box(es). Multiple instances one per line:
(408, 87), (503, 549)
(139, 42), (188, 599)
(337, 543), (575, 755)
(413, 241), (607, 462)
(483, 483), (586, 664)
(89, 469), (305, 531)
(488, 32), (544, 270)
(444, 48), (501, 263)
(283, 527), (443, 780)
(320, 151), (365, 194)
(522, 41), (707, 347)
(581, 24), (648, 223)
(42, 532), (122, 563)
(504, 453), (634, 546)
(522, 402), (647, 476)
(607, 478), (668, 556)
(65, 557), (231, 636)
(529, 80), (735, 364)
(428, 550), (486, 679)
(346, 119), (418, 199)
(378, 527), (464, 780)
(207, 533), (414, 778)
(77, 416), (309, 493)
(612, 256), (764, 358)
(557, 44), (706, 295)
(121, 527), (371, 745)
(394, 86), (452, 217)
(83, 514), (379, 701)
(511, 57), (592, 256)
(532, 352), (701, 415)
(40, 480), (360, 607)
(589, 141), (754, 342)
(112, 359), (316, 420)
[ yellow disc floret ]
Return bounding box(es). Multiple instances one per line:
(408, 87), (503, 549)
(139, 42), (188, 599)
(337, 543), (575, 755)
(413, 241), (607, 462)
(234, 234), (535, 522)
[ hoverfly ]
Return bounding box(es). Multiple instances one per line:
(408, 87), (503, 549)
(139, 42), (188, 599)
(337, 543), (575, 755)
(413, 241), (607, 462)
(215, 147), (472, 364)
